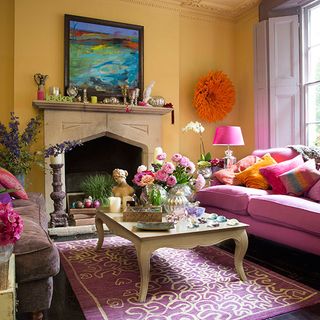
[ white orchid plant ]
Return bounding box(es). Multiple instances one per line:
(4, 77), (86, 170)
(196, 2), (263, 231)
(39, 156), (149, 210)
(182, 121), (212, 168)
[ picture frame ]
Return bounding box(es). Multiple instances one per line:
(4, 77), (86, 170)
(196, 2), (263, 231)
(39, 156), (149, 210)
(64, 14), (144, 100)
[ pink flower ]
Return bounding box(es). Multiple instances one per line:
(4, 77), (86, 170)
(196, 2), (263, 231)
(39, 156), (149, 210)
(166, 175), (177, 187)
(162, 162), (174, 174)
(171, 153), (182, 162)
(156, 152), (167, 161)
(195, 174), (206, 191)
(0, 202), (24, 246)
(179, 156), (190, 167)
(140, 175), (155, 186)
(186, 161), (196, 174)
(155, 170), (169, 182)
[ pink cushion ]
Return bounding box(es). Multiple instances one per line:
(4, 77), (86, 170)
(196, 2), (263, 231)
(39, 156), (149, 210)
(0, 167), (28, 200)
(279, 159), (320, 196)
(214, 155), (260, 185)
(248, 194), (320, 236)
(196, 185), (272, 215)
(259, 155), (304, 194)
(307, 179), (320, 202)
(252, 148), (299, 163)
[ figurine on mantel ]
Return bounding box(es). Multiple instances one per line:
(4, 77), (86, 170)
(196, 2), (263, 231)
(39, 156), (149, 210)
(143, 80), (155, 104)
(112, 169), (135, 209)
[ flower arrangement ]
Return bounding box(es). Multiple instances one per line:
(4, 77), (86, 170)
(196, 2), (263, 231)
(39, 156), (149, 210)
(0, 112), (41, 175)
(0, 202), (24, 246)
(133, 152), (196, 190)
(182, 121), (212, 168)
(44, 140), (82, 158)
(193, 71), (235, 122)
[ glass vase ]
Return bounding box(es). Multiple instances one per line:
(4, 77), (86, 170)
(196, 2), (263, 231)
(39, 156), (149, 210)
(140, 184), (167, 206)
(164, 189), (189, 223)
(0, 243), (14, 264)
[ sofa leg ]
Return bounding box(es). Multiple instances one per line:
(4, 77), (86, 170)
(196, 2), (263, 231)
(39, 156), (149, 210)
(32, 311), (43, 320)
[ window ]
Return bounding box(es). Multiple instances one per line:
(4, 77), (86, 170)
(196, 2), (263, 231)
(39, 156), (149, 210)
(303, 1), (320, 146)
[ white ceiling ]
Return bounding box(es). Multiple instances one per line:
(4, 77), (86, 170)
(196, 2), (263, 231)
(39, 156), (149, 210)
(170, 0), (260, 19)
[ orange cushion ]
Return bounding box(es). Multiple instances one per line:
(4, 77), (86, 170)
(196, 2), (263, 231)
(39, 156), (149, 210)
(0, 167), (28, 200)
(235, 154), (277, 189)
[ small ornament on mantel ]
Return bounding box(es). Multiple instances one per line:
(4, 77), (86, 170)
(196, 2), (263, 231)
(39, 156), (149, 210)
(34, 73), (48, 100)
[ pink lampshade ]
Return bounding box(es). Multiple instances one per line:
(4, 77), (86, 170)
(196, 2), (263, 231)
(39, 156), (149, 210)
(213, 126), (244, 146)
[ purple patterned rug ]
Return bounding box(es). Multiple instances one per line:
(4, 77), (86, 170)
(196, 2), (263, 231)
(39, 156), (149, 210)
(56, 237), (320, 320)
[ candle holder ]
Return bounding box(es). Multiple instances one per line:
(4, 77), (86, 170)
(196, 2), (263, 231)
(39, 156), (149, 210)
(49, 163), (68, 227)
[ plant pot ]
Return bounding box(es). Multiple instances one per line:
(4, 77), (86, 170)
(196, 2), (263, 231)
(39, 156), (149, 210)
(50, 154), (63, 165)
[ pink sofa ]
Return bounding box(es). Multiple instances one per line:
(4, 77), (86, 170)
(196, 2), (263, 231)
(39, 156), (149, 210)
(196, 148), (320, 256)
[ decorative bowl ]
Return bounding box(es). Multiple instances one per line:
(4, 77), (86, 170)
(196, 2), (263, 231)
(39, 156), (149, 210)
(186, 206), (206, 217)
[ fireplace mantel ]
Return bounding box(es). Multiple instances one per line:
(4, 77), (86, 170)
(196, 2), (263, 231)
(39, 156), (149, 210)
(34, 99), (169, 214)
(33, 100), (172, 115)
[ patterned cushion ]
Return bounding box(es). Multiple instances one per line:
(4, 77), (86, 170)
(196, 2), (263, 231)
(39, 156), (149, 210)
(235, 154), (277, 189)
(259, 155), (304, 194)
(214, 155), (260, 185)
(279, 159), (320, 196)
(0, 167), (28, 200)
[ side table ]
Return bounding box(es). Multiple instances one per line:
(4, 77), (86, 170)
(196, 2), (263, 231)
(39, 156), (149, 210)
(0, 255), (16, 320)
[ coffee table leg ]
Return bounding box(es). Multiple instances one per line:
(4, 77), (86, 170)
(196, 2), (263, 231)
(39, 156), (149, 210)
(95, 215), (104, 251)
(234, 230), (248, 281)
(136, 245), (152, 302)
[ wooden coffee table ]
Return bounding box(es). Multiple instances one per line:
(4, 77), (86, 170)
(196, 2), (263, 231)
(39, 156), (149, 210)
(95, 210), (249, 302)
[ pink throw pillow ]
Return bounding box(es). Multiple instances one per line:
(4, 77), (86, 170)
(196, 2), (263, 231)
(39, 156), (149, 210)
(307, 178), (320, 202)
(279, 159), (320, 196)
(214, 155), (260, 185)
(259, 155), (304, 194)
(0, 167), (28, 200)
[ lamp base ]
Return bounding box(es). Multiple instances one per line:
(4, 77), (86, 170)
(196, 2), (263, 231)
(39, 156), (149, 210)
(223, 149), (236, 169)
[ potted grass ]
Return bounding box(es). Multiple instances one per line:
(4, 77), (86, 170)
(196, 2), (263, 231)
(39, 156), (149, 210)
(80, 174), (115, 207)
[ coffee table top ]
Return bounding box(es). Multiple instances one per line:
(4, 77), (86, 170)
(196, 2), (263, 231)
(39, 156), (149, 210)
(96, 210), (248, 240)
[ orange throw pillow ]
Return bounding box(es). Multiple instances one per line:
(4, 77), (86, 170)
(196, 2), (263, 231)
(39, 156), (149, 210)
(235, 154), (277, 189)
(0, 167), (28, 200)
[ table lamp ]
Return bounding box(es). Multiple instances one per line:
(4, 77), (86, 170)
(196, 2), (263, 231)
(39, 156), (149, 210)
(213, 126), (244, 168)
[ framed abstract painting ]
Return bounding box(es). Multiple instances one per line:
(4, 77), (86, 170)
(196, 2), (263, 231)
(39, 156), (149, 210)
(64, 15), (144, 100)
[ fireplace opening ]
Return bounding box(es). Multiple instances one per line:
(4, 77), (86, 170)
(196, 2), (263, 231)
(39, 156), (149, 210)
(65, 135), (142, 194)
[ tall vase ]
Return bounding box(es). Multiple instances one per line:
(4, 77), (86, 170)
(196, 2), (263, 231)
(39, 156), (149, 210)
(0, 243), (14, 264)
(15, 173), (25, 187)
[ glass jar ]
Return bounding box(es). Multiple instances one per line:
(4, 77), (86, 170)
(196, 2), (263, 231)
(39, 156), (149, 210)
(170, 184), (194, 202)
(164, 190), (189, 223)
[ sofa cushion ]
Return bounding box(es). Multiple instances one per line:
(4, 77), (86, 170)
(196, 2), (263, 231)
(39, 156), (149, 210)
(14, 217), (59, 283)
(279, 159), (320, 196)
(252, 148), (300, 163)
(307, 179), (320, 202)
(247, 194), (320, 236)
(235, 154), (277, 189)
(196, 185), (272, 215)
(0, 167), (28, 200)
(259, 155), (304, 194)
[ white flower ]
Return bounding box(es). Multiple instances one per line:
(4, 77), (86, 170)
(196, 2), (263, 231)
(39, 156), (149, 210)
(137, 165), (147, 173)
(182, 121), (205, 134)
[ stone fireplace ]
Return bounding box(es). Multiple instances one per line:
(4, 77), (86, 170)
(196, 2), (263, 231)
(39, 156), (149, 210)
(34, 101), (171, 214)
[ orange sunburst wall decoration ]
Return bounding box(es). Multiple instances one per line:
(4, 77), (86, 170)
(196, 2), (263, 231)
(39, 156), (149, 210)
(193, 71), (235, 122)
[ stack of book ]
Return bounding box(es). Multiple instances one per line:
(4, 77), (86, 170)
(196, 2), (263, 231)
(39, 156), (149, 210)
(69, 208), (97, 226)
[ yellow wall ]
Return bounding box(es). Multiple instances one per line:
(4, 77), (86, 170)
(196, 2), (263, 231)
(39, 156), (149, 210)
(4, 0), (258, 193)
(0, 0), (14, 124)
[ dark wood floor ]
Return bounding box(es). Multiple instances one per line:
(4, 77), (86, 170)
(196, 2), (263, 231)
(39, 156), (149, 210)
(18, 233), (320, 320)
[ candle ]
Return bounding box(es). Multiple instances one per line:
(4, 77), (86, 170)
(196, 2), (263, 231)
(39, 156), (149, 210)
(50, 153), (63, 165)
(153, 146), (163, 163)
(108, 197), (121, 213)
(91, 96), (98, 104)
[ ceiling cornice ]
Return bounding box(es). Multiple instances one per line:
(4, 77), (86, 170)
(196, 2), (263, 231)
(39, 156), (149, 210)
(120, 0), (260, 21)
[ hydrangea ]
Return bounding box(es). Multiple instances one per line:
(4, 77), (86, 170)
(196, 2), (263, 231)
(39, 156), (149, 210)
(0, 202), (24, 245)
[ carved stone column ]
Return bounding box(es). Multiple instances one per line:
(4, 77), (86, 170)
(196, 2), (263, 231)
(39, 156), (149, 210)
(49, 164), (68, 227)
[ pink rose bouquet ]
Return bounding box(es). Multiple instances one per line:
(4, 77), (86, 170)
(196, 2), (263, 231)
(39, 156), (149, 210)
(0, 202), (24, 246)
